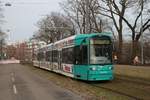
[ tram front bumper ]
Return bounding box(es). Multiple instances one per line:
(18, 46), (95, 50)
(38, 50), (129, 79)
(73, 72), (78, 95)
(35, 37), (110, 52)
(87, 70), (113, 81)
(87, 74), (113, 81)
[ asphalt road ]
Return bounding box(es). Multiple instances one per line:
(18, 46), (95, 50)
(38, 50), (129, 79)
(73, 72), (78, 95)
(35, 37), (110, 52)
(0, 64), (83, 100)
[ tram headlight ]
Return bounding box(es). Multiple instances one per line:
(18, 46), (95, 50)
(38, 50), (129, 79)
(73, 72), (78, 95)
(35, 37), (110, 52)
(90, 67), (96, 71)
(109, 66), (113, 70)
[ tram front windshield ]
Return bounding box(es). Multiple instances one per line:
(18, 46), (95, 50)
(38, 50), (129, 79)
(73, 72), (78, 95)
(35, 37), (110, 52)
(90, 39), (112, 64)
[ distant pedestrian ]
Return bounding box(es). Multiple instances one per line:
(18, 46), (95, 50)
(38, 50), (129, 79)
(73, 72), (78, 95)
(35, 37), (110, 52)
(114, 55), (118, 64)
(133, 56), (140, 65)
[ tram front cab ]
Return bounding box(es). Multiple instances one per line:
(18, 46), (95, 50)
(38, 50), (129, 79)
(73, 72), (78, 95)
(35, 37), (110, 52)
(73, 34), (114, 81)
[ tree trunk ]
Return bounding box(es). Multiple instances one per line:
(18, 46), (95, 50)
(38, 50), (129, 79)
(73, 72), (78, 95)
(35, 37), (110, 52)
(131, 40), (139, 64)
(117, 39), (123, 64)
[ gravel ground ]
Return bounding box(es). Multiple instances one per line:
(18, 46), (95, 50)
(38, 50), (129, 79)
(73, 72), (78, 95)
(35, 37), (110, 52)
(23, 64), (150, 100)
(114, 65), (150, 80)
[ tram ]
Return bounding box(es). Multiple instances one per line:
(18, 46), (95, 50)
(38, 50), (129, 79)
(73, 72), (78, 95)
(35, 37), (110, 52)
(33, 32), (114, 81)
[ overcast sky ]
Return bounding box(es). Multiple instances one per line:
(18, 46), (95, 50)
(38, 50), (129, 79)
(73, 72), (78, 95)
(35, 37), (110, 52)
(1, 0), (62, 44)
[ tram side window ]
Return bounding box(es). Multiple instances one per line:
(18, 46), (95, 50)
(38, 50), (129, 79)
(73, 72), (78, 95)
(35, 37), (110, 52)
(33, 53), (37, 60)
(62, 47), (74, 64)
(53, 50), (58, 62)
(37, 52), (45, 61)
(37, 53), (40, 61)
(46, 51), (51, 61)
(49, 51), (52, 62)
(74, 46), (88, 65)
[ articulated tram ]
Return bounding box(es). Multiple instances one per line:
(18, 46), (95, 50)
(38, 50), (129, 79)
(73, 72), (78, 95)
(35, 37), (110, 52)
(33, 33), (114, 81)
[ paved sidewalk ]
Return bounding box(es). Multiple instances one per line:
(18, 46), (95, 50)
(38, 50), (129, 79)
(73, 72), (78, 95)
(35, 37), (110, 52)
(0, 64), (83, 100)
(0, 59), (20, 64)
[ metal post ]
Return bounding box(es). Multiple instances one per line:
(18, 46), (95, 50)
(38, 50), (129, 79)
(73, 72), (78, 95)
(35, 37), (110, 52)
(141, 0), (144, 65)
(0, 39), (3, 60)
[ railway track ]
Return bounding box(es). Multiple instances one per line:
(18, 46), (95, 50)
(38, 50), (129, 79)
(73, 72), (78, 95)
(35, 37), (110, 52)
(90, 83), (141, 100)
(116, 75), (150, 86)
(86, 75), (150, 100)
(27, 64), (150, 100)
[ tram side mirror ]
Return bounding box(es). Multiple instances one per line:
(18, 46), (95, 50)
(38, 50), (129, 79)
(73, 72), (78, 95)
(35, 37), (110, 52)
(80, 39), (86, 50)
(113, 44), (116, 51)
(80, 45), (82, 50)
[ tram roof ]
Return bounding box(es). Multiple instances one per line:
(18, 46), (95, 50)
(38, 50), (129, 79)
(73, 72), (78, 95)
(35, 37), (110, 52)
(74, 32), (112, 45)
(54, 32), (112, 44)
(54, 35), (75, 45)
(38, 32), (113, 50)
(75, 32), (112, 38)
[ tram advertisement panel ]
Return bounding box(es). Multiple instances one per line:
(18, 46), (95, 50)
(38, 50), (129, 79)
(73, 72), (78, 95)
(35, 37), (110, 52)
(62, 64), (73, 73)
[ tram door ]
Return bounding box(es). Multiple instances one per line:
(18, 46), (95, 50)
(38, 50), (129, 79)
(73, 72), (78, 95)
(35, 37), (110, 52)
(58, 50), (62, 71)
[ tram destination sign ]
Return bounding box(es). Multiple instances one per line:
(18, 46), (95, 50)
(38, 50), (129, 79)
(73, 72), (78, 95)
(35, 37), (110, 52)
(90, 39), (110, 45)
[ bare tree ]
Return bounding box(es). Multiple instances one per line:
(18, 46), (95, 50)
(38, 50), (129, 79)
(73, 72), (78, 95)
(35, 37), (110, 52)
(98, 0), (132, 63)
(121, 0), (150, 62)
(98, 0), (150, 63)
(0, 30), (6, 60)
(33, 12), (76, 44)
(0, 1), (5, 26)
(60, 0), (109, 34)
